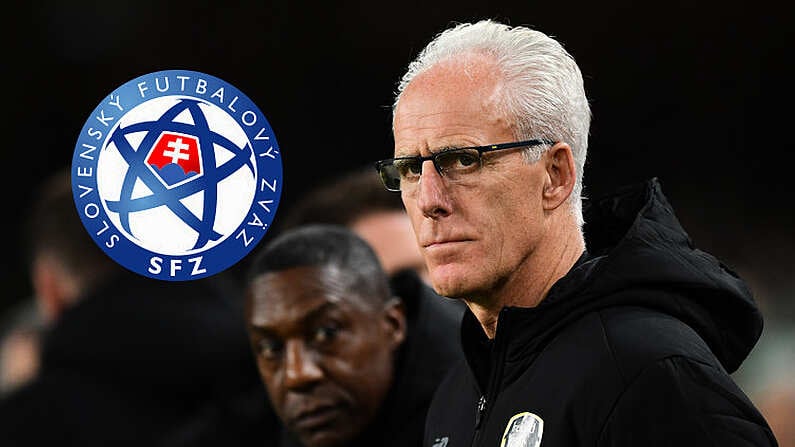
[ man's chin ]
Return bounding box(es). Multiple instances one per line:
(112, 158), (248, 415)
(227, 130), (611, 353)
(428, 264), (476, 299)
(298, 429), (351, 447)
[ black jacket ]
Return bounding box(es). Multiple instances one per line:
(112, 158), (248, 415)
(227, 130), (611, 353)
(280, 269), (466, 447)
(423, 178), (778, 447)
(0, 270), (280, 447)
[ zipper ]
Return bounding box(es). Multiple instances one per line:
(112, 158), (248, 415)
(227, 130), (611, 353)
(471, 394), (486, 447)
(474, 395), (486, 428)
(470, 308), (511, 447)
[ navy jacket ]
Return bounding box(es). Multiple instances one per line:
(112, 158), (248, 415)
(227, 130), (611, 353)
(424, 178), (778, 447)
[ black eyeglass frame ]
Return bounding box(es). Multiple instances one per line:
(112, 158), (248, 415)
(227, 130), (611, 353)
(374, 138), (556, 192)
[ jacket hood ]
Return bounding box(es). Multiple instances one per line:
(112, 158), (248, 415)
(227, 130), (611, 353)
(486, 178), (762, 374)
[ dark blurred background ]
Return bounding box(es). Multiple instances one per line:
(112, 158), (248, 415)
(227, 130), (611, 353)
(1, 0), (793, 402)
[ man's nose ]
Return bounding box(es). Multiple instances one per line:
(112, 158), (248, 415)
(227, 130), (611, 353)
(283, 340), (323, 391)
(416, 160), (452, 219)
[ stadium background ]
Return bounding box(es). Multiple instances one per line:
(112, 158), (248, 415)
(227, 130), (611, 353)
(1, 0), (792, 400)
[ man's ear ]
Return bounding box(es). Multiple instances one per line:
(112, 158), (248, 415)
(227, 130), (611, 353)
(542, 142), (577, 211)
(381, 297), (407, 350)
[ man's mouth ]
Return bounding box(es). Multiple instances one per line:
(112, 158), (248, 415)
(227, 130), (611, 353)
(423, 238), (471, 249)
(290, 403), (345, 431)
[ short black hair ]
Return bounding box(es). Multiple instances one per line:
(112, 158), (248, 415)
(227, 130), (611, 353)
(246, 224), (391, 303)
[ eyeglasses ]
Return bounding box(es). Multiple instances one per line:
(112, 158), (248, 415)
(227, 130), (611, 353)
(374, 139), (554, 192)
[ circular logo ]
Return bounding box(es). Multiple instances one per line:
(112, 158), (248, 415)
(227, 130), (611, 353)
(71, 69), (282, 281)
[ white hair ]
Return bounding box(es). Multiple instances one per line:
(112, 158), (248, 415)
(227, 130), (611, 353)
(393, 19), (591, 227)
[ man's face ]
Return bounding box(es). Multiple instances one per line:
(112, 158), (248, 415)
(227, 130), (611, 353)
(393, 56), (549, 300)
(350, 210), (430, 284)
(246, 266), (405, 447)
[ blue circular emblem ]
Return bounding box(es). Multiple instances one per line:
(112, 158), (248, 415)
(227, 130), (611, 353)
(71, 69), (283, 281)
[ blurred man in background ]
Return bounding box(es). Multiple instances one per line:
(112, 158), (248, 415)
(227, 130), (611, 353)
(0, 299), (43, 397)
(278, 165), (431, 285)
(0, 167), (279, 446)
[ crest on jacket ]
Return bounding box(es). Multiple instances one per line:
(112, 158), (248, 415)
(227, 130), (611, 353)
(500, 412), (543, 447)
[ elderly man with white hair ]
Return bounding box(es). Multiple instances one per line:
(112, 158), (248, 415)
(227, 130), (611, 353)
(375, 18), (778, 447)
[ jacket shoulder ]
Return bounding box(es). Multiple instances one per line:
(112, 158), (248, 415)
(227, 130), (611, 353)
(598, 305), (723, 381)
(597, 354), (778, 446)
(583, 307), (775, 445)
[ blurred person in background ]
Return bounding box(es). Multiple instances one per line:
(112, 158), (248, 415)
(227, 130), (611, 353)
(0, 167), (279, 446)
(0, 298), (44, 397)
(757, 381), (795, 447)
(276, 165), (465, 334)
(734, 306), (795, 447)
(244, 224), (464, 447)
(278, 165), (432, 285)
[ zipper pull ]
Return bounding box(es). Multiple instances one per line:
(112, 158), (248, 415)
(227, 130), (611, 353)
(474, 395), (486, 428)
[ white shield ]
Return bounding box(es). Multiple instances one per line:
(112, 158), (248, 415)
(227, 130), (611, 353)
(500, 412), (544, 447)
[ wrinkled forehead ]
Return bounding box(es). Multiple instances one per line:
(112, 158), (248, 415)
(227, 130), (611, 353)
(393, 56), (509, 155)
(247, 265), (378, 329)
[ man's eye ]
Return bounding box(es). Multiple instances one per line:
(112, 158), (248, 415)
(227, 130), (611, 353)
(312, 324), (339, 344)
(455, 152), (479, 167)
(394, 159), (421, 177)
(437, 150), (480, 171)
(257, 338), (283, 359)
